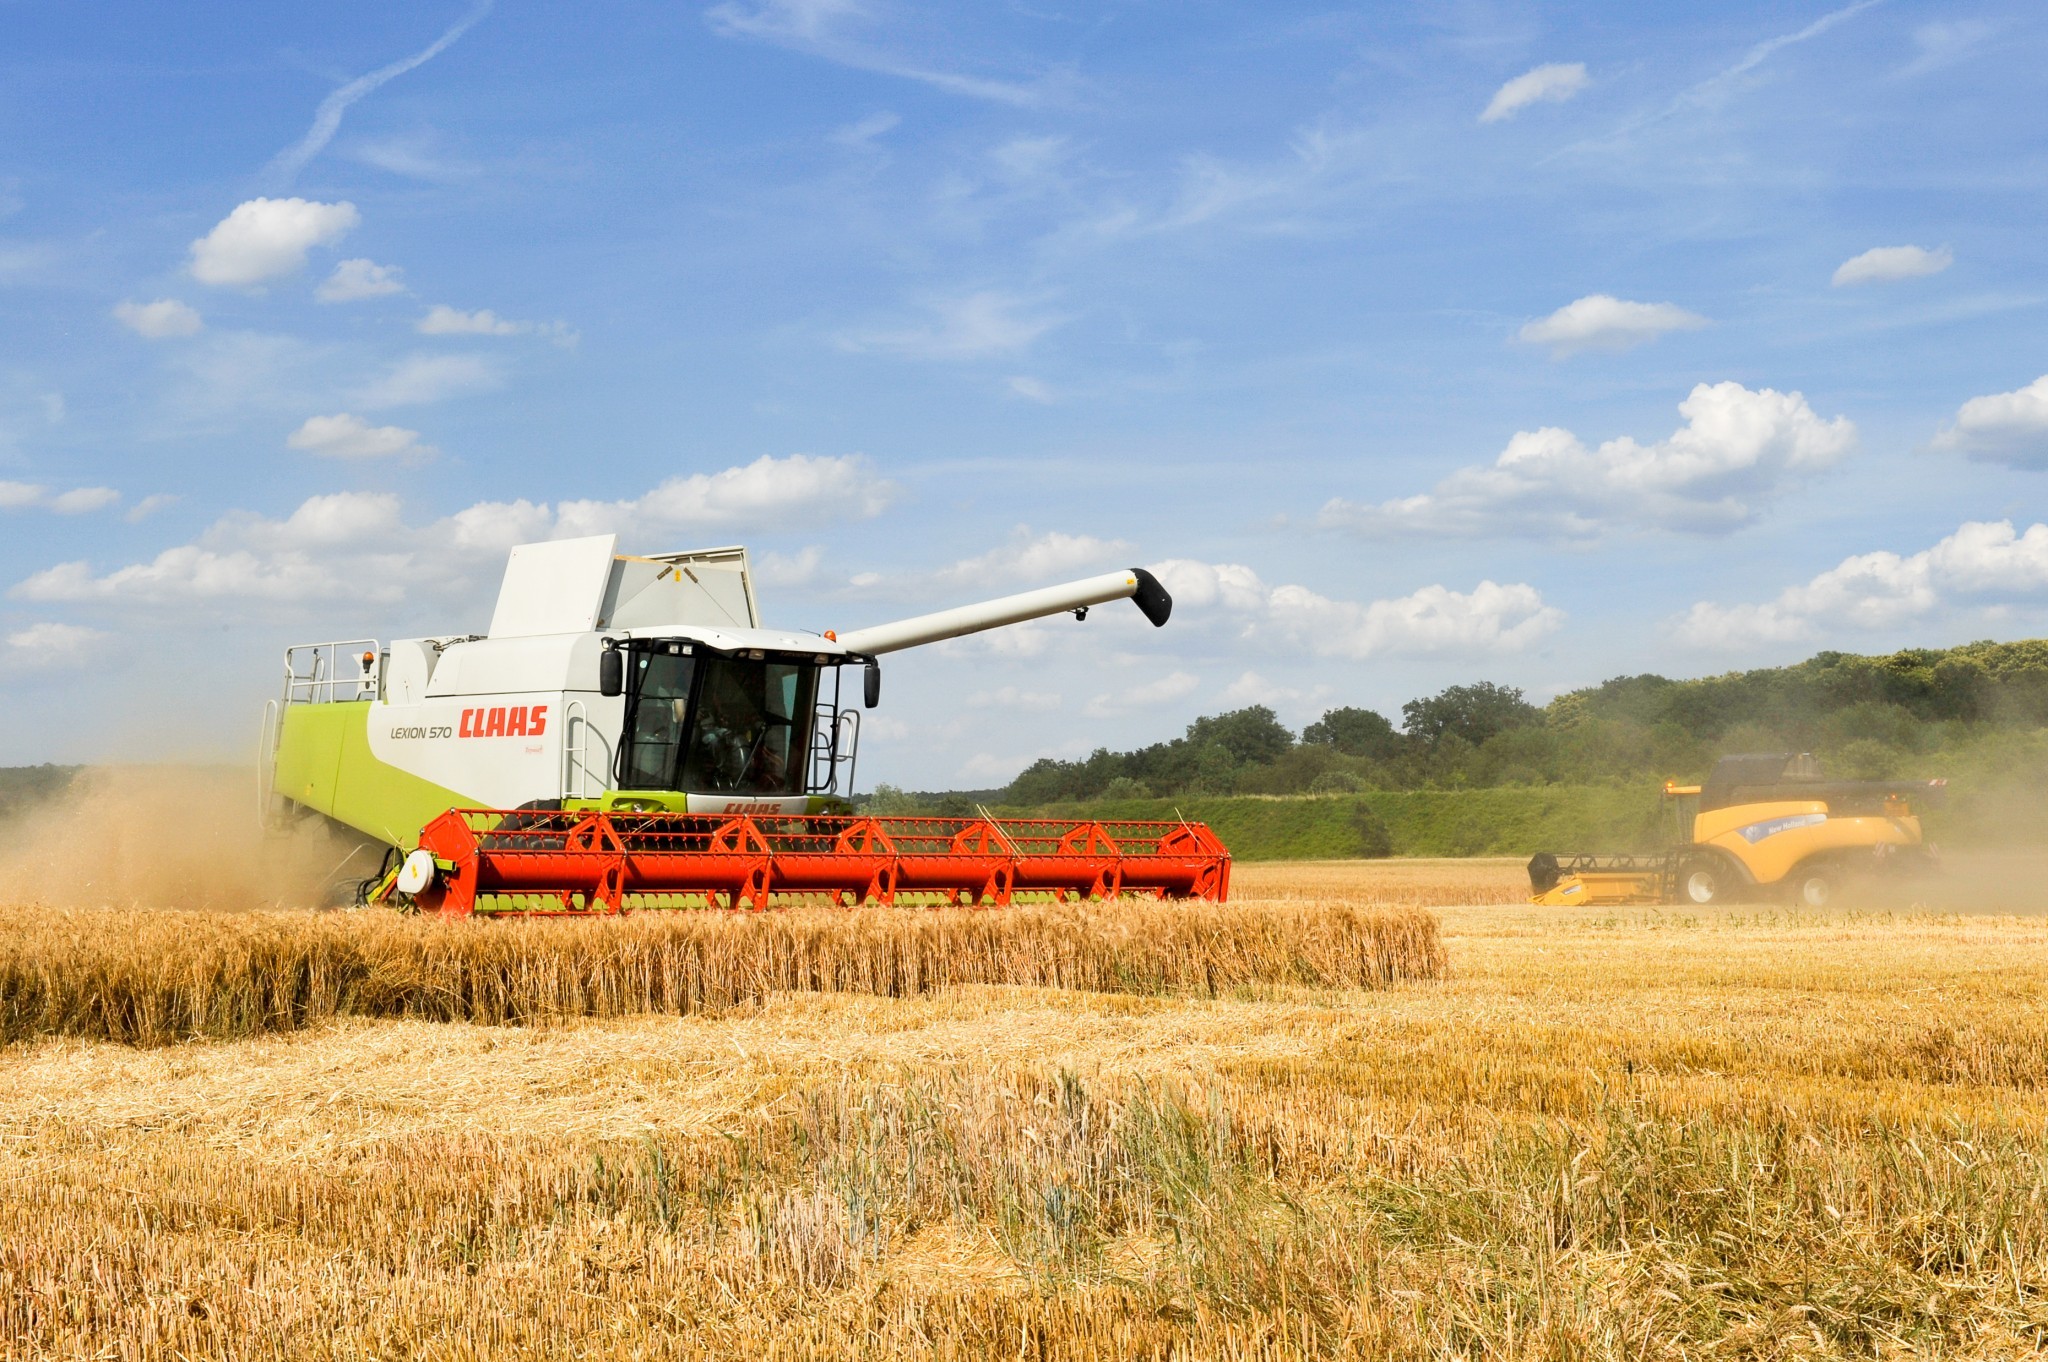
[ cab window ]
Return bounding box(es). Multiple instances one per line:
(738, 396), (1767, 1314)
(679, 655), (815, 795)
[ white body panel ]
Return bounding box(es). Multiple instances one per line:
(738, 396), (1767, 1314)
(367, 689), (592, 810)
(365, 623), (841, 810)
(364, 690), (813, 814)
(489, 536), (618, 638)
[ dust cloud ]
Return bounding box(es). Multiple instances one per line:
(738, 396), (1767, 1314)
(0, 766), (375, 911)
(1889, 849), (2048, 916)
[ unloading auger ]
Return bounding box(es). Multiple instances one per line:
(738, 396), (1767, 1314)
(259, 535), (1230, 915)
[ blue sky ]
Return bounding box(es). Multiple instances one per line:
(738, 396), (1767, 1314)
(2, 0), (2045, 786)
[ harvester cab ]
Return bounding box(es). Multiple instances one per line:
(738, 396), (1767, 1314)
(260, 535), (1229, 915)
(1527, 752), (1943, 909)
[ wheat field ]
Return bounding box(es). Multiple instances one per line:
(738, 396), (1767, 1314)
(5, 861), (2048, 1358)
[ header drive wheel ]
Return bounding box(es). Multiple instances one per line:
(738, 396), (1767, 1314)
(396, 848), (437, 895)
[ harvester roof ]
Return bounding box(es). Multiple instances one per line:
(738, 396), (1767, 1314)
(487, 534), (768, 639)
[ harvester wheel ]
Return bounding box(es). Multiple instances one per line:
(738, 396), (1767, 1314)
(1680, 859), (1723, 905)
(1790, 868), (1836, 908)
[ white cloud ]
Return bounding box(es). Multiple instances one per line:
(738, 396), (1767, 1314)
(12, 456), (892, 614)
(1085, 670), (1198, 718)
(286, 413), (433, 460)
(357, 353), (501, 407)
(830, 111), (900, 148)
(705, 0), (1047, 105)
(124, 494), (178, 523)
(1125, 125), (1374, 238)
(417, 304), (575, 344)
(48, 488), (119, 514)
(1320, 381), (1855, 539)
(930, 528), (1129, 592)
(317, 258), (406, 302)
(756, 546), (823, 587)
(1219, 670), (1334, 715)
(989, 134), (1071, 187)
(966, 685), (1062, 712)
(931, 619), (1055, 659)
(345, 133), (483, 182)
(1832, 244), (1953, 287)
(1149, 560), (1563, 659)
(113, 298), (203, 339)
(1480, 62), (1590, 123)
(418, 305), (524, 335)
(708, 0), (860, 43)
(1903, 20), (1995, 75)
(1930, 374), (2048, 468)
(1678, 520), (2048, 648)
(554, 454), (894, 540)
(15, 489), (426, 609)
(1006, 375), (1056, 404)
(188, 198), (359, 287)
(3, 621), (107, 670)
(1515, 294), (1708, 356)
(839, 291), (1062, 360)
(1, 483), (119, 515)
(16, 545), (358, 607)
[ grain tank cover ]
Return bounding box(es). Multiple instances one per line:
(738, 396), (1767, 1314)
(486, 535), (761, 638)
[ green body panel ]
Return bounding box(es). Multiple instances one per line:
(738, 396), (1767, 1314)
(565, 790), (837, 815)
(273, 705), (840, 849)
(273, 702), (468, 849)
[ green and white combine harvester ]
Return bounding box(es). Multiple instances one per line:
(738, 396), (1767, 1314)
(260, 536), (1231, 915)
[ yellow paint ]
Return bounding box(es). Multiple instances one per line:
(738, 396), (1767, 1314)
(1694, 798), (1922, 886)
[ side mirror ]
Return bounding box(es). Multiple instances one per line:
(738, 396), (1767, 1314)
(598, 642), (624, 698)
(863, 659), (881, 709)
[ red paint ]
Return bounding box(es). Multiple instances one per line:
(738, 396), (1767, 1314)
(408, 810), (1234, 915)
(453, 703), (554, 739)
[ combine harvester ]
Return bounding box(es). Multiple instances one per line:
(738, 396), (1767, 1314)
(1527, 753), (1942, 908)
(260, 536), (1230, 915)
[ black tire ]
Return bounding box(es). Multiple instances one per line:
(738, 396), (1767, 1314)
(1788, 865), (1837, 908)
(1527, 852), (1562, 895)
(1680, 858), (1724, 905)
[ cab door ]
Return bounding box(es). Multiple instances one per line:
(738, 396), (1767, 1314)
(617, 644), (697, 790)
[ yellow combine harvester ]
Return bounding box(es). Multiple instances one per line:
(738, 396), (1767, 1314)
(1528, 753), (1942, 908)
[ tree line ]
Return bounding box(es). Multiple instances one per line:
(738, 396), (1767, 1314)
(996, 638), (2048, 804)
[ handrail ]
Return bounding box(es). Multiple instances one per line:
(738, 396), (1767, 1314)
(562, 698), (595, 799)
(283, 639), (381, 705)
(256, 698), (281, 829)
(805, 703), (860, 795)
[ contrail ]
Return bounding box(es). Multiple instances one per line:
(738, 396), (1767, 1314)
(1539, 0), (1884, 166)
(1688, 0), (1884, 106)
(270, 0), (495, 182)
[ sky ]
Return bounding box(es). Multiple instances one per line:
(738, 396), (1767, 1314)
(1, 0), (2045, 788)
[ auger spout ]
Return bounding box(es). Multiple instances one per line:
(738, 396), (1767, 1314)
(833, 568), (1171, 656)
